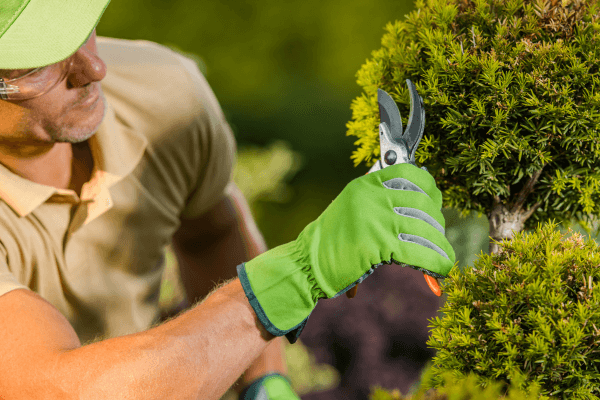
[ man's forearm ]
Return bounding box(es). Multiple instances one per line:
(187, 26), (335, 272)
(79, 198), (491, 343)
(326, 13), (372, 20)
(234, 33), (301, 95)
(55, 277), (274, 400)
(160, 295), (289, 395)
(232, 337), (289, 394)
(173, 187), (290, 395)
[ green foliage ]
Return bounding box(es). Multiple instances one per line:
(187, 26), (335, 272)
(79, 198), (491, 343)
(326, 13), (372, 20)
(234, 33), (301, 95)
(424, 219), (600, 399)
(369, 386), (404, 400)
(101, 0), (416, 107)
(232, 140), (305, 204)
(347, 0), (600, 236)
(282, 337), (341, 396)
(369, 361), (542, 399)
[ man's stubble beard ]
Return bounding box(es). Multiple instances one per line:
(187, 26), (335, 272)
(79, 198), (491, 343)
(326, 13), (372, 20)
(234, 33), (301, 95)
(47, 92), (107, 144)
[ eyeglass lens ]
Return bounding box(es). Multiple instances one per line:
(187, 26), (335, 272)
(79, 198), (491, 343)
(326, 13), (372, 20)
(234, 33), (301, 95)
(0, 30), (96, 101)
(0, 58), (72, 101)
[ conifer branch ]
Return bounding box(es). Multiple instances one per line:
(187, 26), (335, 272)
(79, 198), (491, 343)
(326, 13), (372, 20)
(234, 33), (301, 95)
(510, 168), (544, 216)
(521, 201), (542, 221)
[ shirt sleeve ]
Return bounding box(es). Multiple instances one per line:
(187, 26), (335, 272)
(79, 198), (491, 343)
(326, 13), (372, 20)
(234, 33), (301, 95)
(171, 51), (238, 220)
(0, 240), (29, 298)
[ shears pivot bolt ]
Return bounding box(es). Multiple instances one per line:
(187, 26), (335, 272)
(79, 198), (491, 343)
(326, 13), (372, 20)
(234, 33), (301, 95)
(384, 150), (397, 166)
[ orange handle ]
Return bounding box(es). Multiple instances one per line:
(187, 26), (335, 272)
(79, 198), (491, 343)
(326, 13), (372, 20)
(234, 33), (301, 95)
(423, 273), (442, 297)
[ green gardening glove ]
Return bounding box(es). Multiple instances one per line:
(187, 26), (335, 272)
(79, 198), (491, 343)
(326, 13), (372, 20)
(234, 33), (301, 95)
(238, 373), (299, 400)
(236, 163), (456, 344)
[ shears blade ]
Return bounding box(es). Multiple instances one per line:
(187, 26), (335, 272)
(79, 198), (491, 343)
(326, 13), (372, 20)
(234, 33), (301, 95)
(369, 79), (425, 173)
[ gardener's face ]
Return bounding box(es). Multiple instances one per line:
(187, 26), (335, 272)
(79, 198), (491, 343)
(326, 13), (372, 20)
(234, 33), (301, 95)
(0, 29), (107, 152)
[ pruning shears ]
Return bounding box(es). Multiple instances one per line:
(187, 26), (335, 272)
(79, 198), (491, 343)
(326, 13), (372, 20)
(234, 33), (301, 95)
(346, 79), (442, 299)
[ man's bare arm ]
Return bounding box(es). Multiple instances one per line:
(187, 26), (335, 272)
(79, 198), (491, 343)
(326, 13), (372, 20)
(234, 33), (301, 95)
(0, 277), (275, 400)
(172, 183), (289, 394)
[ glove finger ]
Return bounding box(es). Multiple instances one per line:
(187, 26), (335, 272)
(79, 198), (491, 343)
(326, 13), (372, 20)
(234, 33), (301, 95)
(396, 230), (454, 273)
(368, 163), (443, 212)
(392, 213), (456, 276)
(391, 196), (446, 239)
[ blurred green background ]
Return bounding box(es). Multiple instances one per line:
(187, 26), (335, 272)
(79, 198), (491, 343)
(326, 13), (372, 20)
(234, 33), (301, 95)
(97, 0), (418, 225)
(95, 0), (600, 398)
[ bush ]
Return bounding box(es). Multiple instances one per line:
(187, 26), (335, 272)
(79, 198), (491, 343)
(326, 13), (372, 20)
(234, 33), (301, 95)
(423, 219), (600, 398)
(346, 0), (600, 245)
(348, 0), (600, 397)
(369, 361), (541, 399)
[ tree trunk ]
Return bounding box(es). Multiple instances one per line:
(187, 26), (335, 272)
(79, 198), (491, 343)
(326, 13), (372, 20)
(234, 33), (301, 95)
(487, 170), (544, 255)
(488, 197), (529, 255)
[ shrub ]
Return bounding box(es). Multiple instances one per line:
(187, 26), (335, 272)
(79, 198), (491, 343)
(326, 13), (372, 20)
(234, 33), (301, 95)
(369, 361), (541, 399)
(346, 0), (600, 254)
(348, 0), (600, 397)
(424, 219), (600, 398)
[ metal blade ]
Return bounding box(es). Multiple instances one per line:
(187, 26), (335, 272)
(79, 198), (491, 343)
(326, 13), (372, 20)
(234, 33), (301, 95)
(404, 79), (425, 163)
(378, 88), (410, 167)
(377, 88), (403, 145)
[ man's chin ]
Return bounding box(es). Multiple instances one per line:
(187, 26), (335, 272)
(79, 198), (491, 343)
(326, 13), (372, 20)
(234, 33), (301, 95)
(58, 96), (106, 143)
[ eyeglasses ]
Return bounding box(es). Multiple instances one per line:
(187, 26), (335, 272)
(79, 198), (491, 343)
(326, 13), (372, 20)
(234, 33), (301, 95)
(0, 57), (74, 101)
(0, 30), (94, 101)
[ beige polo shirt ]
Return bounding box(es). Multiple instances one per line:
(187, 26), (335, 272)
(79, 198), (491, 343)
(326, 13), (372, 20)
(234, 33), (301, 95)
(0, 36), (237, 345)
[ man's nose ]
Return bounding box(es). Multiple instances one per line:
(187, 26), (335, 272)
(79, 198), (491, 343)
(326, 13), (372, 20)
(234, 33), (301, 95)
(66, 48), (107, 88)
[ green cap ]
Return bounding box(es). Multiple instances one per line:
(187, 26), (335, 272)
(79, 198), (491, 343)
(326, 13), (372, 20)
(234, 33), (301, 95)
(0, 0), (111, 69)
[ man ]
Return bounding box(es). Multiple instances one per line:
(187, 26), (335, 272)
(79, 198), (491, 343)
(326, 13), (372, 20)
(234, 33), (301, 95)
(0, 1), (294, 399)
(0, 1), (455, 399)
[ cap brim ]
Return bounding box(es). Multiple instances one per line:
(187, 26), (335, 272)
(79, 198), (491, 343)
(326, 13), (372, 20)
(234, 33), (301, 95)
(0, 0), (111, 69)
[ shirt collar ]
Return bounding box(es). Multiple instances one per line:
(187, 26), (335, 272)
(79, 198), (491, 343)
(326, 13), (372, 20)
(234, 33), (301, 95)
(0, 99), (148, 217)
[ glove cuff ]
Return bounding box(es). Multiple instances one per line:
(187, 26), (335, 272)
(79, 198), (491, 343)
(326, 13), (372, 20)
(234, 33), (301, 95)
(237, 241), (319, 344)
(238, 373), (293, 400)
